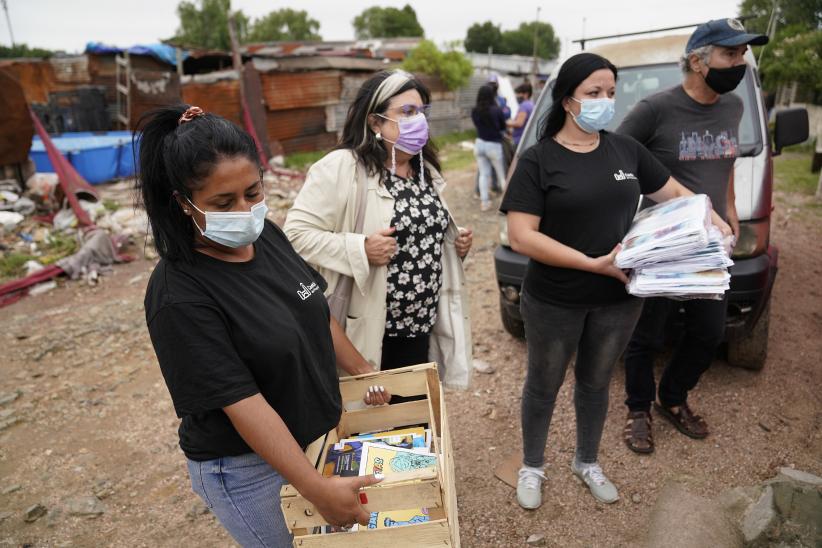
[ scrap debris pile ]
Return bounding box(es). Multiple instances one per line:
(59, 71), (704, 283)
(0, 166), (305, 307)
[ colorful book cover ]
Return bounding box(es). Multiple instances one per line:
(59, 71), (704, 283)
(342, 428), (429, 452)
(353, 426), (425, 439)
(366, 508), (430, 529)
(357, 442), (437, 479)
(321, 441), (363, 477)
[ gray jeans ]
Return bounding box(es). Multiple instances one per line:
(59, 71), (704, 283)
(520, 291), (643, 467)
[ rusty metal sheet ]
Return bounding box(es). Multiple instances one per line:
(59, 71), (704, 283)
(260, 70), (341, 111)
(280, 131), (337, 155)
(49, 56), (91, 84)
(182, 79), (242, 126)
(0, 60), (62, 104)
(130, 70), (182, 127)
(0, 69), (35, 165)
(265, 107), (327, 142)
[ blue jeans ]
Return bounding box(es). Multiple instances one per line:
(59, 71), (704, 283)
(520, 291), (643, 466)
(187, 452), (292, 547)
(474, 139), (506, 203)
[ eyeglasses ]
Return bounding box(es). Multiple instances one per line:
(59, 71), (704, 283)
(388, 104), (432, 118)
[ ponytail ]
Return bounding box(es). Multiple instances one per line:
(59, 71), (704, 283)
(135, 105), (259, 263)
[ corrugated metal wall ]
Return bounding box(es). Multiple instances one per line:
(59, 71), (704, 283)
(182, 79), (243, 126)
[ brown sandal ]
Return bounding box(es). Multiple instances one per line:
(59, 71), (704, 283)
(624, 411), (654, 454)
(654, 402), (709, 439)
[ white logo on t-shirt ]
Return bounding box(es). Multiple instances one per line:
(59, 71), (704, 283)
(613, 170), (637, 181)
(297, 282), (320, 301)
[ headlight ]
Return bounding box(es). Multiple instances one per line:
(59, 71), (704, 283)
(498, 213), (510, 247)
(732, 218), (769, 259)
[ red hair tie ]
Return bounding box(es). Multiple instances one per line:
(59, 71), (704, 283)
(178, 106), (205, 125)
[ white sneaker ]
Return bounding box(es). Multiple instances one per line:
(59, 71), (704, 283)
(571, 460), (619, 503)
(516, 466), (546, 509)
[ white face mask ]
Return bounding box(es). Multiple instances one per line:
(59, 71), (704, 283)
(188, 198), (268, 248)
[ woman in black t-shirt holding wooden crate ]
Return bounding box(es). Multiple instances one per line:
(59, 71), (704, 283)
(137, 105), (389, 545)
(500, 53), (731, 510)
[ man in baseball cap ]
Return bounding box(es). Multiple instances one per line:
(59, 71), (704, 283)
(616, 18), (767, 455)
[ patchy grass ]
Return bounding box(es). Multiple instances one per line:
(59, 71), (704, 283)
(433, 129), (476, 149)
(436, 129), (477, 173)
(0, 252), (38, 283)
(102, 199), (121, 212)
(0, 231), (79, 283)
(774, 151), (819, 195)
(283, 150), (326, 171)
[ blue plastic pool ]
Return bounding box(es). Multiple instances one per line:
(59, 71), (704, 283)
(30, 131), (141, 185)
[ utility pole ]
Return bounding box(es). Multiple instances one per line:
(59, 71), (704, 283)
(758, 0), (779, 65)
(531, 6), (541, 88)
(1, 0), (15, 48)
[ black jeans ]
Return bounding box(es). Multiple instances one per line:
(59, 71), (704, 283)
(520, 292), (643, 466)
(381, 333), (430, 404)
(623, 295), (727, 412)
(381, 333), (430, 370)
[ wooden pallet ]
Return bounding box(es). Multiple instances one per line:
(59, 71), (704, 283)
(281, 363), (460, 547)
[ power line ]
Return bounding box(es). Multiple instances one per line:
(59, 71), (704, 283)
(1, 0), (15, 47)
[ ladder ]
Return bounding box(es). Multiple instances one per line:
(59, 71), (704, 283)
(115, 52), (131, 129)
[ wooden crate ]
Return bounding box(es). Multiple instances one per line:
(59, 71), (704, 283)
(281, 363), (460, 547)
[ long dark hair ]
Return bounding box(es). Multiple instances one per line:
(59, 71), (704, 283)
(337, 70), (440, 181)
(472, 84), (497, 127)
(539, 53), (618, 140)
(135, 105), (259, 263)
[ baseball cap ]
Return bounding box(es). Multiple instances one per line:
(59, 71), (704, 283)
(686, 18), (769, 52)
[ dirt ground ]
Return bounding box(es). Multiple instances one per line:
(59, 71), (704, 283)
(1, 166), (820, 547)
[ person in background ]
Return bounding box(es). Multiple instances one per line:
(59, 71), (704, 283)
(618, 19), (768, 455)
(284, 70), (473, 391)
(488, 73), (512, 120)
(138, 105), (389, 545)
(508, 82), (535, 147)
(501, 53), (731, 510)
(472, 84), (508, 212)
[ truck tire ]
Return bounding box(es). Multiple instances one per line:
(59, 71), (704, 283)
(727, 301), (770, 371)
(499, 295), (525, 339)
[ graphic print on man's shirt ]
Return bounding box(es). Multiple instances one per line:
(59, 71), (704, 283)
(678, 129), (739, 161)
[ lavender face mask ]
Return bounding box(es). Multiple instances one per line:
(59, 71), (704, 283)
(379, 112), (429, 154)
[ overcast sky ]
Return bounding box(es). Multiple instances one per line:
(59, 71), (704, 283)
(3, 0), (744, 56)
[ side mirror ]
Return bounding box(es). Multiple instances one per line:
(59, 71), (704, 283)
(773, 108), (809, 156)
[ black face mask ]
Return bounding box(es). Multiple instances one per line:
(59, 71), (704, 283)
(704, 64), (746, 94)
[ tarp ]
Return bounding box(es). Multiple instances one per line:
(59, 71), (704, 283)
(84, 42), (189, 67)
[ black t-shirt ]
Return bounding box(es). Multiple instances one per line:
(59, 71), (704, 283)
(617, 85), (743, 219)
(500, 132), (670, 307)
(471, 105), (506, 142)
(144, 221), (341, 461)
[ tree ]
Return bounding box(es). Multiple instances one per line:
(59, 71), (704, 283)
(402, 40), (473, 90)
(464, 22), (503, 54)
(172, 0), (249, 50)
(0, 44), (54, 58)
(352, 5), (424, 39)
(247, 9), (322, 42)
(463, 20), (560, 59)
(759, 25), (822, 95)
(501, 22), (560, 59)
(738, 0), (821, 34)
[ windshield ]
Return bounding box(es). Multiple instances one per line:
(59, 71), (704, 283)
(519, 63), (763, 157)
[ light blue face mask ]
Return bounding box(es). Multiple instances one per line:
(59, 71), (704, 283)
(188, 198), (268, 248)
(570, 97), (615, 133)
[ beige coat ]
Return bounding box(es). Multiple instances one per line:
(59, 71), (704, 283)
(283, 149), (472, 390)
